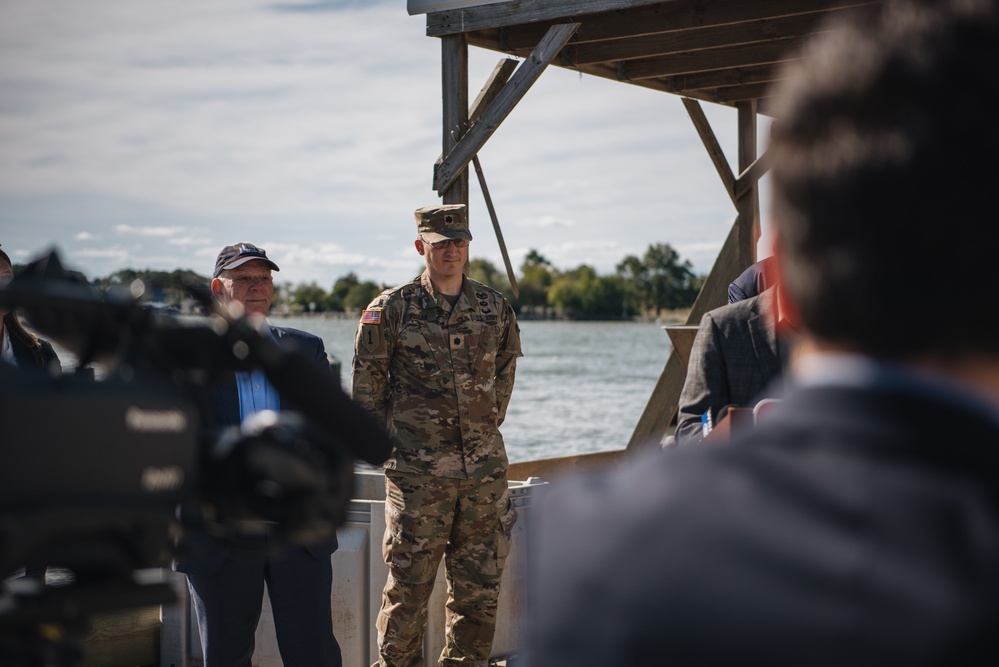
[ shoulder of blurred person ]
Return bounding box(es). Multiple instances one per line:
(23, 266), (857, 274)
(525, 1), (999, 664)
(527, 373), (999, 666)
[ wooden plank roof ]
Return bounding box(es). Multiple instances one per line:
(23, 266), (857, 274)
(420, 0), (882, 115)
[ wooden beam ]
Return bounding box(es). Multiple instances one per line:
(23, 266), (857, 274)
(734, 151), (771, 200)
(622, 38), (801, 80)
(564, 11), (833, 66)
(669, 64), (784, 92)
(714, 82), (780, 104)
(472, 156), (520, 298)
(470, 58), (519, 121)
(681, 98), (736, 209)
(434, 23), (580, 195)
(737, 100), (759, 267)
(435, 57), (517, 167)
(434, 58), (522, 297)
(429, 0), (876, 38)
(627, 218), (745, 451)
(428, 0), (663, 35)
(440, 33), (469, 206)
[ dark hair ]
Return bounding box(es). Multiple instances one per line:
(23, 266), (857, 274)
(1, 245), (48, 366)
(769, 0), (999, 359)
(3, 312), (46, 366)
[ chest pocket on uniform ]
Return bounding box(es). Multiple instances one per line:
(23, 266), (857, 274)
(397, 319), (443, 378)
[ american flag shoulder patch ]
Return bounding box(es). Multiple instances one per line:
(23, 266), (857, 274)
(361, 309), (382, 325)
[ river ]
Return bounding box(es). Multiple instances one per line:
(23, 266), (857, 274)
(49, 316), (674, 463)
(277, 316), (672, 462)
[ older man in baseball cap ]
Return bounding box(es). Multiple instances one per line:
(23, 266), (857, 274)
(177, 241), (344, 667)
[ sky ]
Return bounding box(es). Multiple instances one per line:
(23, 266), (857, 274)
(0, 0), (773, 289)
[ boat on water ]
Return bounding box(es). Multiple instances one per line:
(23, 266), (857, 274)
(23, 1), (884, 664)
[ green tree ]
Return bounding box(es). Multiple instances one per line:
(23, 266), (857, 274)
(331, 273), (382, 311)
(616, 243), (699, 315)
(547, 265), (626, 319)
(343, 281), (382, 310)
(290, 281), (331, 313)
(94, 268), (210, 308)
(467, 258), (513, 298)
(518, 249), (555, 315)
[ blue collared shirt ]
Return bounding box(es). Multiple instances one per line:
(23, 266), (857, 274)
(236, 324), (280, 422)
(237, 368), (280, 422)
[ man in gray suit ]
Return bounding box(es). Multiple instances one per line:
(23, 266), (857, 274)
(674, 286), (784, 444)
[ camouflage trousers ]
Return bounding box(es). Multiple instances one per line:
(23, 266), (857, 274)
(373, 469), (517, 667)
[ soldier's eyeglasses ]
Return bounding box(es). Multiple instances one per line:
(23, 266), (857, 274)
(423, 238), (469, 250)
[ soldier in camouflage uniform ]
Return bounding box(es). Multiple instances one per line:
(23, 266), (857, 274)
(352, 204), (522, 667)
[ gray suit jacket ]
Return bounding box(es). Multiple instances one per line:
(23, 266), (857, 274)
(675, 288), (781, 444)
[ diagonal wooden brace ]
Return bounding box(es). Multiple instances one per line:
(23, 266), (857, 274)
(434, 22), (580, 195)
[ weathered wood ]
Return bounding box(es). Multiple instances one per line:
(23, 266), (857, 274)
(565, 11), (836, 66)
(682, 98), (736, 209)
(509, 450), (625, 482)
(84, 606), (161, 667)
(627, 218), (745, 451)
(472, 156), (520, 298)
(428, 0), (875, 38)
(471, 58), (519, 122)
(663, 325), (701, 372)
(434, 23), (580, 195)
(669, 64), (784, 93)
(737, 100), (760, 267)
(427, 0), (663, 35)
(715, 82), (780, 104)
(441, 33), (469, 206)
(622, 38), (801, 80)
(436, 57), (521, 294)
(435, 58), (517, 167)
(735, 150), (771, 201)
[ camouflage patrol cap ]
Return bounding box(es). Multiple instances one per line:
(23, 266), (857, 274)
(415, 204), (472, 243)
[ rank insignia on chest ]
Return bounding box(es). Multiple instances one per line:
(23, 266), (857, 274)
(361, 309), (382, 325)
(451, 335), (463, 347)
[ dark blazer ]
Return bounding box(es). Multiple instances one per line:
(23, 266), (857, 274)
(175, 325), (337, 575)
(675, 288), (781, 444)
(526, 382), (999, 666)
(728, 256), (776, 303)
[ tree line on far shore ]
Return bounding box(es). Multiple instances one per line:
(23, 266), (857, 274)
(83, 243), (703, 320)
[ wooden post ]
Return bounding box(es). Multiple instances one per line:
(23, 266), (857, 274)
(441, 33), (468, 207)
(736, 100), (759, 267)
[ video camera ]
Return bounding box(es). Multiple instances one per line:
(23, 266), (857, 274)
(0, 251), (391, 665)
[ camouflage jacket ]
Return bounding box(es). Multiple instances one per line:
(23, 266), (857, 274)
(351, 271), (522, 479)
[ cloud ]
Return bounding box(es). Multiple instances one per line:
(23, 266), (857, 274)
(521, 215), (576, 229)
(115, 225), (186, 237)
(74, 246), (132, 262)
(0, 0), (757, 287)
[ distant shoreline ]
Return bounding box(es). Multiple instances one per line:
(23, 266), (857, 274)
(272, 309), (691, 325)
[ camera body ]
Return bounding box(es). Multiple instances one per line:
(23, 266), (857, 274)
(0, 367), (199, 580)
(0, 251), (392, 665)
